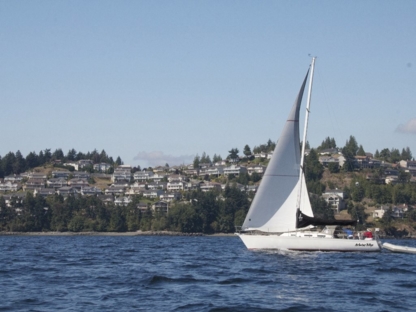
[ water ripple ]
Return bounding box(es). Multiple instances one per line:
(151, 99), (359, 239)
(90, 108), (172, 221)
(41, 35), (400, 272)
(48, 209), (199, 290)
(1, 236), (416, 311)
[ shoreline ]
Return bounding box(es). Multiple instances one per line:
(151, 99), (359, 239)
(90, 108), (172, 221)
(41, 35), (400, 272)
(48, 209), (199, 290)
(0, 231), (414, 239)
(0, 231), (236, 237)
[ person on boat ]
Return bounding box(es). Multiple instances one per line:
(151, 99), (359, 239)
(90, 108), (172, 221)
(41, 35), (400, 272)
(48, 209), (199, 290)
(363, 231), (373, 240)
(343, 229), (353, 239)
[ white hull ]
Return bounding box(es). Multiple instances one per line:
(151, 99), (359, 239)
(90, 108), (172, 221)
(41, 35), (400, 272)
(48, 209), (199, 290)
(237, 233), (381, 252)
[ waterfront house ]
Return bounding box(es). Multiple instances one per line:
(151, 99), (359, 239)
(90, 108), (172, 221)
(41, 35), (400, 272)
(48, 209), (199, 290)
(98, 195), (114, 205)
(137, 202), (149, 213)
(152, 201), (169, 213)
(114, 196), (132, 206)
(2, 194), (25, 207)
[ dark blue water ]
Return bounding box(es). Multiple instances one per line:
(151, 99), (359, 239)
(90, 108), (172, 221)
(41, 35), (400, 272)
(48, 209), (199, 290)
(1, 235), (416, 312)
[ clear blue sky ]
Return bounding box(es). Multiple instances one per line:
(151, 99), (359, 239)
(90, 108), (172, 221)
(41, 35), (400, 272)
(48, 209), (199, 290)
(1, 1), (415, 167)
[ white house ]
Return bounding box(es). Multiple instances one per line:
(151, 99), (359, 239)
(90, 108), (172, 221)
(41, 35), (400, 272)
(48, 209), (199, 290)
(114, 196), (132, 206)
(223, 165), (247, 176)
(167, 181), (185, 191)
(133, 171), (154, 181)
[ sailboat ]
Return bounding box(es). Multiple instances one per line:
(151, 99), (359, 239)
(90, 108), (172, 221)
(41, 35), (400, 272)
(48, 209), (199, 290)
(237, 58), (381, 252)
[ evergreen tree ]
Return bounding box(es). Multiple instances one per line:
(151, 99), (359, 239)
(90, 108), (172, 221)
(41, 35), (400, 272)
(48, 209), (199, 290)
(66, 149), (77, 161)
(310, 195), (334, 220)
(115, 156), (123, 166)
(212, 154), (222, 163)
(26, 152), (39, 169)
(52, 148), (64, 160)
(193, 154), (200, 168)
(2, 152), (16, 176)
(243, 145), (252, 157)
(401, 147), (413, 160)
(99, 149), (108, 163)
(43, 149), (52, 163)
(390, 148), (401, 163)
(304, 149), (324, 182)
(344, 135), (359, 156)
(200, 152), (211, 164)
(319, 137), (337, 150)
(379, 148), (391, 161)
(227, 148), (239, 162)
(13, 150), (26, 174)
(357, 145), (366, 156)
(109, 206), (127, 232)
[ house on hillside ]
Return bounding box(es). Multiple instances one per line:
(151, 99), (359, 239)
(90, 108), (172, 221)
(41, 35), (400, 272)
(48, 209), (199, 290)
(142, 189), (164, 199)
(4, 174), (23, 183)
(223, 165), (247, 176)
(373, 205), (406, 219)
(57, 186), (76, 196)
(200, 182), (222, 192)
(81, 186), (102, 196)
(114, 196), (132, 206)
(34, 188), (56, 197)
(322, 189), (345, 213)
(104, 185), (126, 196)
(0, 181), (21, 192)
(46, 178), (67, 189)
(93, 163), (112, 172)
(24, 179), (45, 191)
(133, 170), (154, 181)
(247, 165), (266, 176)
(152, 201), (169, 213)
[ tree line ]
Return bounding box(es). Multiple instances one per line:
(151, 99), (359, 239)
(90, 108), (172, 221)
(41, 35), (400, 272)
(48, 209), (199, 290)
(0, 148), (124, 178)
(0, 185), (252, 234)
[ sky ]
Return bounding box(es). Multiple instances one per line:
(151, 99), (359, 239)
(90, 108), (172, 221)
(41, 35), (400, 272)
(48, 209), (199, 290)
(1, 1), (415, 168)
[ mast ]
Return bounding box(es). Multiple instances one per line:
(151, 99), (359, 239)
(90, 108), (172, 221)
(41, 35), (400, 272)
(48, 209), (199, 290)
(297, 57), (316, 210)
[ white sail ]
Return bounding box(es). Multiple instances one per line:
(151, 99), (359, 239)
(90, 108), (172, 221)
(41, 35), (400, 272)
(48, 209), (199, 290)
(242, 70), (312, 233)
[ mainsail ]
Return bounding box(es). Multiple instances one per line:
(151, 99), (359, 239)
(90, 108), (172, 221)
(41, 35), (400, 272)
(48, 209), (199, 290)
(242, 70), (314, 233)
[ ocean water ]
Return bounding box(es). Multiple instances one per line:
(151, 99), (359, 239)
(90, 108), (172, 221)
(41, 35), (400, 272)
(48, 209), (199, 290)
(1, 235), (416, 312)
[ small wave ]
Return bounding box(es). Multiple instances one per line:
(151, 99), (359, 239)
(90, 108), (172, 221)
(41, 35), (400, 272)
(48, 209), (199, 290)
(394, 281), (416, 289)
(146, 274), (207, 285)
(172, 302), (214, 311)
(208, 304), (323, 312)
(242, 267), (275, 274)
(375, 267), (415, 274)
(217, 277), (251, 285)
